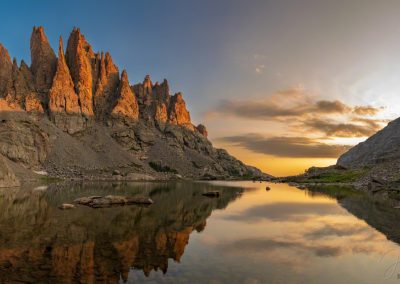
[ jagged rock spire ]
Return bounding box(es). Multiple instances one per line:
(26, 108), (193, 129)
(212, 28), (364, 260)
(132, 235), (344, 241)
(49, 36), (81, 113)
(66, 28), (95, 117)
(48, 36), (84, 133)
(168, 92), (192, 128)
(30, 26), (57, 100)
(0, 26), (198, 133)
(93, 51), (119, 119)
(143, 75), (153, 96)
(111, 70), (139, 120)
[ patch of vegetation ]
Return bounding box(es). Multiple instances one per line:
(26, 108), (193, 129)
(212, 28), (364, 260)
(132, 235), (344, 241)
(149, 161), (178, 174)
(39, 175), (63, 184)
(283, 168), (369, 184)
(305, 170), (366, 183)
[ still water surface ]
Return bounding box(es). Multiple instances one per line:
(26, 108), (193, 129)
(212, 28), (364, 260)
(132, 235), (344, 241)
(0, 181), (400, 283)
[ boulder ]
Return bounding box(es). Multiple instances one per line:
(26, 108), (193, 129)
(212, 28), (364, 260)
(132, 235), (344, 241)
(74, 195), (154, 208)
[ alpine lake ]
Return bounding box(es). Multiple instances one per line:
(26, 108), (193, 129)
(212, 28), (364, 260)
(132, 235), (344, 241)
(0, 180), (400, 284)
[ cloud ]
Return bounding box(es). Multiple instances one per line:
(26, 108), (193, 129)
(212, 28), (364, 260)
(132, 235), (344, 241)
(218, 134), (351, 158)
(353, 105), (384, 116)
(315, 100), (351, 113)
(255, 64), (265, 74)
(211, 88), (383, 121)
(303, 119), (383, 137)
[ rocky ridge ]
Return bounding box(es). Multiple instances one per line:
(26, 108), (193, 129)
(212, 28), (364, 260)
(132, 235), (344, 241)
(0, 26), (269, 186)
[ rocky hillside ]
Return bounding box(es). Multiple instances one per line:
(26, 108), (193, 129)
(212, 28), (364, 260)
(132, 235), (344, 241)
(337, 117), (400, 167)
(0, 27), (269, 185)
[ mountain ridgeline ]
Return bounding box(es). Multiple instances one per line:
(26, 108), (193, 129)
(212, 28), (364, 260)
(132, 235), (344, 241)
(0, 27), (267, 184)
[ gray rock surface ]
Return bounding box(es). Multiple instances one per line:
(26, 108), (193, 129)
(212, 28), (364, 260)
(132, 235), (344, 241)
(337, 118), (400, 167)
(0, 155), (20, 188)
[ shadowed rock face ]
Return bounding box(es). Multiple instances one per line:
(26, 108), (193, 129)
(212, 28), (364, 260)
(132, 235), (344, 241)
(0, 182), (242, 283)
(30, 26), (57, 104)
(0, 26), (269, 182)
(0, 44), (12, 98)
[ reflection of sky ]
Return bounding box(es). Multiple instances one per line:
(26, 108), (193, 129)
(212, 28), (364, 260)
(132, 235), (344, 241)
(132, 182), (400, 283)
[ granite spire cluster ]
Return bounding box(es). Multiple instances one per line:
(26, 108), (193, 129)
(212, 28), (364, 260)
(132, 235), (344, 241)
(0, 26), (206, 136)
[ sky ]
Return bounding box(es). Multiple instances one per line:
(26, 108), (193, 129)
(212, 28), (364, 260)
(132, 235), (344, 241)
(1, 0), (400, 176)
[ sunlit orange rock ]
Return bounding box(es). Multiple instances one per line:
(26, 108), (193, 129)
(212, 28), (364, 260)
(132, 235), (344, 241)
(111, 70), (139, 121)
(66, 28), (95, 117)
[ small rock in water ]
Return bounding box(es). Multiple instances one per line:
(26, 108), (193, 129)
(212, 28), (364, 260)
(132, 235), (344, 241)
(58, 204), (75, 210)
(266, 186), (271, 191)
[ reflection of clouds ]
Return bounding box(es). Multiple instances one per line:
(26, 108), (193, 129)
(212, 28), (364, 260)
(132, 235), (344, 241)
(219, 238), (343, 257)
(304, 222), (370, 239)
(218, 225), (391, 259)
(215, 194), (397, 270)
(222, 202), (347, 222)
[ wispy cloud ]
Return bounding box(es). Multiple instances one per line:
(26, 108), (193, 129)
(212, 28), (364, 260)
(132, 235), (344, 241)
(208, 87), (389, 159)
(255, 64), (265, 74)
(218, 134), (351, 158)
(303, 119), (382, 137)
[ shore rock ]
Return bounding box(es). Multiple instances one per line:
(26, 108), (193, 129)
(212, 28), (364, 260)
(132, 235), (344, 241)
(74, 195), (153, 208)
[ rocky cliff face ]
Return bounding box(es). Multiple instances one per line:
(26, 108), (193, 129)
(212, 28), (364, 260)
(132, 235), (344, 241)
(337, 118), (399, 167)
(30, 26), (57, 105)
(0, 26), (269, 185)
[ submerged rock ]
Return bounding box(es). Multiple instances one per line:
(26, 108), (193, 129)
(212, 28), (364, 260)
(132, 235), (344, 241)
(74, 195), (154, 208)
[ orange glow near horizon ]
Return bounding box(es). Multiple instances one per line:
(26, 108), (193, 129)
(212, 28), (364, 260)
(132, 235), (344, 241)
(218, 145), (338, 177)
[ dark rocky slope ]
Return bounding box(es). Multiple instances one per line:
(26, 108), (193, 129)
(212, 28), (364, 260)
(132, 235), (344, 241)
(0, 27), (269, 186)
(337, 117), (400, 167)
